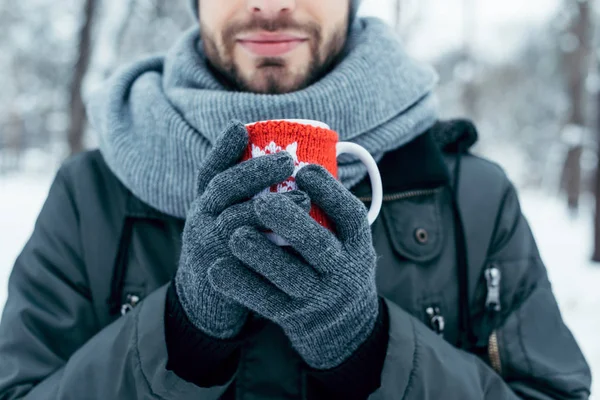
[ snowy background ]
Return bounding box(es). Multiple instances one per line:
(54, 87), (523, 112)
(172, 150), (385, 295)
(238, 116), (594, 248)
(1, 0), (598, 396)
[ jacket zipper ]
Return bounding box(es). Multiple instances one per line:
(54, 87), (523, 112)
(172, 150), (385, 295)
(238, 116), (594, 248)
(485, 265), (502, 374)
(488, 332), (502, 374)
(108, 218), (135, 315)
(120, 294), (140, 316)
(484, 266), (501, 312)
(358, 187), (443, 203)
(425, 306), (445, 336)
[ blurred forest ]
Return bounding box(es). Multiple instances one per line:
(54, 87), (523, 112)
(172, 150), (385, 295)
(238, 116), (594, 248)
(1, 0), (600, 257)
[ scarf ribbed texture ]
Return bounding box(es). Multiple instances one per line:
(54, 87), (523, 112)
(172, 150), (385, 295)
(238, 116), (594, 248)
(86, 18), (439, 218)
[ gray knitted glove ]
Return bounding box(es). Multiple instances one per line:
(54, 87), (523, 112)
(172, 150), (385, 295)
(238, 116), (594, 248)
(209, 164), (379, 369)
(175, 121), (301, 339)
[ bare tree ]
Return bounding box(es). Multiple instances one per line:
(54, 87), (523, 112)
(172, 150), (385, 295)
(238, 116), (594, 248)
(114, 0), (137, 56)
(593, 87), (600, 261)
(392, 0), (424, 44)
(560, 0), (592, 212)
(461, 0), (478, 118)
(67, 0), (98, 154)
(393, 0), (402, 32)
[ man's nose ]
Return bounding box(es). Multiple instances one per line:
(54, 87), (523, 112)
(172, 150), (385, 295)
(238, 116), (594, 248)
(246, 0), (296, 19)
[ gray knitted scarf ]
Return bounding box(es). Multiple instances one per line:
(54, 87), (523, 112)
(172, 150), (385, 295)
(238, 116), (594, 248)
(87, 18), (439, 218)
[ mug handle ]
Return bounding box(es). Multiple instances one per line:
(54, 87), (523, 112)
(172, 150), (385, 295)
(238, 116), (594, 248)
(336, 142), (383, 225)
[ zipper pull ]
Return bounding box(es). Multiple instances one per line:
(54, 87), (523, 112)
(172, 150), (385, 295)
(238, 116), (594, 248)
(120, 294), (140, 316)
(426, 306), (445, 336)
(484, 266), (501, 312)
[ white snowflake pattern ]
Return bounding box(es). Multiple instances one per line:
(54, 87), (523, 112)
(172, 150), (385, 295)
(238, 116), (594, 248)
(251, 141), (309, 194)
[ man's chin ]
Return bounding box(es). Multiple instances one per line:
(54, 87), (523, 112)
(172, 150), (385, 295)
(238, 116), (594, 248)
(241, 67), (307, 94)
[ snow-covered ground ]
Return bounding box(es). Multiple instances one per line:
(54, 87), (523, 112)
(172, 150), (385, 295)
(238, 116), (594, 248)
(521, 192), (600, 399)
(0, 172), (54, 309)
(0, 172), (598, 396)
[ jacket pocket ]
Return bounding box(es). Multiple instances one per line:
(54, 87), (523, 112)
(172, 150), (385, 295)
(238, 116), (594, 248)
(381, 189), (446, 263)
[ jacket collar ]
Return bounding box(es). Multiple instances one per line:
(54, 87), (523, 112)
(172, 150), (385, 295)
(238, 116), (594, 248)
(126, 189), (175, 220)
(352, 119), (478, 197)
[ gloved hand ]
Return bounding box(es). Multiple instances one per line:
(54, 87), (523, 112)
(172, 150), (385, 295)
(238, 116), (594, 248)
(209, 164), (379, 369)
(175, 121), (306, 339)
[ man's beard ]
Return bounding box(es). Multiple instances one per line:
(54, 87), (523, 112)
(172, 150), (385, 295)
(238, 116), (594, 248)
(202, 16), (347, 94)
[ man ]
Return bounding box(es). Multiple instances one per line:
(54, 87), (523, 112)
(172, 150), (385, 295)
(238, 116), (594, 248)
(0, 0), (592, 398)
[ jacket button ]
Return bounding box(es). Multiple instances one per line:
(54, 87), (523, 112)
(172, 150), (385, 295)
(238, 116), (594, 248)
(415, 228), (429, 244)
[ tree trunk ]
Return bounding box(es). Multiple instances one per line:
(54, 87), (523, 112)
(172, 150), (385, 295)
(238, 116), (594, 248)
(565, 145), (584, 210)
(560, 0), (592, 211)
(592, 70), (600, 261)
(393, 0), (402, 32)
(67, 0), (97, 155)
(593, 120), (600, 261)
(461, 0), (477, 118)
(115, 0), (136, 55)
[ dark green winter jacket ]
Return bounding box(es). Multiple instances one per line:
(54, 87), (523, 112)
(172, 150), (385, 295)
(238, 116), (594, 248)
(0, 121), (592, 399)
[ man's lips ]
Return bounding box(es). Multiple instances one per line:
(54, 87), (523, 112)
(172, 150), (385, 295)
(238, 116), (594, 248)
(237, 33), (308, 57)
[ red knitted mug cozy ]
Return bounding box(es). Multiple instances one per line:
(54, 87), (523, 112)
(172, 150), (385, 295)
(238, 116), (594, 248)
(243, 120), (339, 229)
